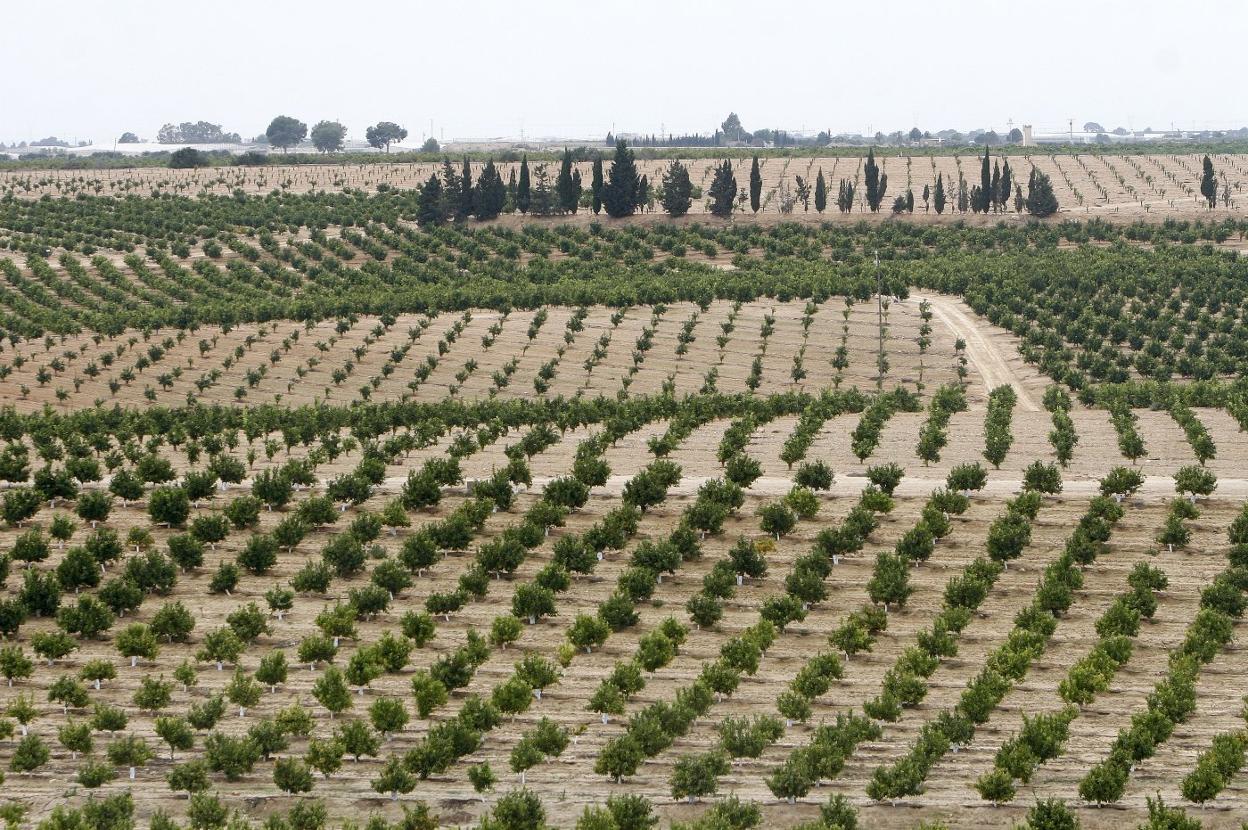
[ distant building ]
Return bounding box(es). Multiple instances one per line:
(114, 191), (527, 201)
(1021, 124), (1179, 146)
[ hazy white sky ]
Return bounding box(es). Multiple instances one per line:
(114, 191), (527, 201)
(2, 0), (1245, 145)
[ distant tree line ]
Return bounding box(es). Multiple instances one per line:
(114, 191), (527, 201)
(417, 149), (588, 225)
(413, 140), (1061, 225)
(156, 122), (242, 144)
(621, 133), (724, 148)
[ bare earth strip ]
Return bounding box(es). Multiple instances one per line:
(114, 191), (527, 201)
(916, 293), (1043, 411)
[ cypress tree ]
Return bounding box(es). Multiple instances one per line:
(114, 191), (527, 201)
(457, 158), (474, 221)
(416, 174), (444, 227)
(660, 160), (693, 217)
(1026, 168), (1059, 217)
(865, 148), (887, 212)
(999, 161), (1012, 212)
(990, 162), (1001, 213)
(635, 175), (650, 212)
(837, 179), (856, 213)
(922, 183), (930, 212)
(905, 189), (914, 213)
(1200, 155), (1218, 209)
(516, 156), (531, 214)
(602, 140), (639, 218)
(506, 169), (517, 210)
(474, 160), (506, 221)
(556, 149), (581, 214)
(749, 156), (762, 213)
(707, 160), (737, 218)
(591, 158), (604, 214)
(529, 164), (556, 216)
(813, 169), (827, 213)
(978, 146), (991, 213)
(933, 174), (945, 214)
(439, 159), (463, 220)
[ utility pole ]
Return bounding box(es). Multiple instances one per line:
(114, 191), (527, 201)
(875, 249), (884, 391)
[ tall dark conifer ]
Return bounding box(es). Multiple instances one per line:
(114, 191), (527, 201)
(439, 159), (463, 220)
(1026, 168), (1059, 217)
(556, 149), (581, 214)
(473, 159), (506, 221)
(660, 160), (693, 217)
(635, 175), (650, 213)
(865, 148), (887, 212)
(707, 160), (737, 218)
(458, 158), (474, 220)
(591, 158), (604, 215)
(417, 174), (444, 227)
(838, 179), (856, 213)
(517, 156), (531, 214)
(933, 173), (946, 214)
(990, 162), (1001, 213)
(749, 156), (762, 213)
(978, 146), (991, 213)
(602, 140), (639, 218)
(813, 169), (827, 213)
(1200, 155), (1218, 208)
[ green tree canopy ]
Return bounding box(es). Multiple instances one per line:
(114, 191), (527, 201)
(603, 141), (640, 218)
(310, 121), (347, 153)
(265, 116), (308, 152)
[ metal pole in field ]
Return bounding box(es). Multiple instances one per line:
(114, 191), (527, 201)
(875, 249), (883, 390)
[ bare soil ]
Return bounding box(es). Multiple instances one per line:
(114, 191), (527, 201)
(0, 297), (1244, 828)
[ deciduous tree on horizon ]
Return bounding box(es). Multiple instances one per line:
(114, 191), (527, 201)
(365, 122), (408, 152)
(265, 116), (307, 153)
(310, 121), (347, 153)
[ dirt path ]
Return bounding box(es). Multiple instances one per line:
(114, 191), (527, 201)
(916, 293), (1041, 411)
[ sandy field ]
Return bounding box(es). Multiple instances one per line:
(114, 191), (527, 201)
(2, 152), (1246, 222)
(0, 292), (1246, 829)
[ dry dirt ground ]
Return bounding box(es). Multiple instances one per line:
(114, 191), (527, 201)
(0, 298), (963, 415)
(3, 152), (1247, 221)
(1, 299), (1247, 829)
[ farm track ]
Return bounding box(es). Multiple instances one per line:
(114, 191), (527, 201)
(914, 294), (1042, 411)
